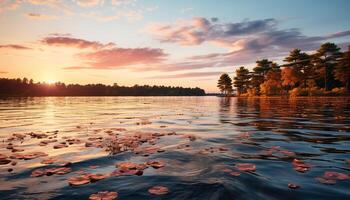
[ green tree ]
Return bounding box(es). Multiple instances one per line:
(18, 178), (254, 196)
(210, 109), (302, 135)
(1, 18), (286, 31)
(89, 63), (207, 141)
(335, 45), (350, 92)
(313, 43), (341, 91)
(250, 59), (273, 94)
(254, 59), (273, 76)
(233, 66), (251, 96)
(217, 73), (233, 96)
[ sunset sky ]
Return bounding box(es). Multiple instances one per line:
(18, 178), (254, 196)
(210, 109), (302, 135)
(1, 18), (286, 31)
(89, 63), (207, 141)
(0, 0), (349, 92)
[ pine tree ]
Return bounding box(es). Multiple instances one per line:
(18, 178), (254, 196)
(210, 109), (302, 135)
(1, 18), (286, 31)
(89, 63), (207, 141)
(284, 49), (312, 88)
(251, 59), (274, 94)
(217, 73), (233, 96)
(233, 66), (251, 96)
(335, 46), (350, 92)
(313, 43), (341, 91)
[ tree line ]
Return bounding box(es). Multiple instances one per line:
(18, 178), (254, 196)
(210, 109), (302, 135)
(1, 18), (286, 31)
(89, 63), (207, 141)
(0, 78), (205, 96)
(217, 43), (350, 96)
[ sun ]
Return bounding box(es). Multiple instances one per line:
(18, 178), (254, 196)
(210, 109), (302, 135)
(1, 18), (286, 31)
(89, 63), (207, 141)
(46, 80), (56, 85)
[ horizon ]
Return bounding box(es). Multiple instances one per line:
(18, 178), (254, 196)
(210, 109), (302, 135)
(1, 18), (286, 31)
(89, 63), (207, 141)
(1, 0), (350, 93)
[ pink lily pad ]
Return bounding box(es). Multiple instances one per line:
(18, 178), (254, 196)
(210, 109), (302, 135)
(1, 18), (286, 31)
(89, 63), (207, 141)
(235, 163), (256, 172)
(68, 175), (90, 186)
(89, 191), (118, 200)
(148, 186), (169, 195)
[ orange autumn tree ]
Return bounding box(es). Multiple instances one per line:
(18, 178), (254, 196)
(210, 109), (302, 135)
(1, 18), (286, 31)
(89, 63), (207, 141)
(260, 67), (282, 96)
(229, 43), (349, 96)
(281, 67), (301, 92)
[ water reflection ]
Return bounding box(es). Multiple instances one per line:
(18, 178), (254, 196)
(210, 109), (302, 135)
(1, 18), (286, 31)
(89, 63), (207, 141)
(0, 97), (350, 200)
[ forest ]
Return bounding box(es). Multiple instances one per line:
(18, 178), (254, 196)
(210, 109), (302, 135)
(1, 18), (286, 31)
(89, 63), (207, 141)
(218, 43), (350, 96)
(0, 78), (205, 96)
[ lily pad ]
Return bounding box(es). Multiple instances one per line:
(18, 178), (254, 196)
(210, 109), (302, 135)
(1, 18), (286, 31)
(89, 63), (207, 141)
(235, 163), (256, 172)
(89, 191), (118, 200)
(148, 186), (169, 195)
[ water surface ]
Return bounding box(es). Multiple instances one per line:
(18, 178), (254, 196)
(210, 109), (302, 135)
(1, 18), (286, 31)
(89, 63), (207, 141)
(0, 97), (350, 200)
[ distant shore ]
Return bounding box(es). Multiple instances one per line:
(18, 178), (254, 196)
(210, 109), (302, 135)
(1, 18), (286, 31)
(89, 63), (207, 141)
(0, 77), (205, 96)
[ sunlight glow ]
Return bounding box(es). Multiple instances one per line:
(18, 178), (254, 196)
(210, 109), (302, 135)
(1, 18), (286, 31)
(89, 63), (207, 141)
(46, 80), (56, 85)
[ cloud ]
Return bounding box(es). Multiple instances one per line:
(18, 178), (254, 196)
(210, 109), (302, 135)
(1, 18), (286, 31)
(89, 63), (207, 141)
(1, 0), (71, 15)
(75, 0), (102, 7)
(146, 17), (350, 50)
(25, 13), (58, 20)
(0, 0), (22, 13)
(0, 44), (32, 50)
(145, 17), (350, 72)
(0, 71), (9, 74)
(148, 71), (222, 79)
(40, 36), (167, 70)
(75, 47), (167, 69)
(26, 0), (73, 15)
(146, 18), (278, 45)
(41, 36), (115, 49)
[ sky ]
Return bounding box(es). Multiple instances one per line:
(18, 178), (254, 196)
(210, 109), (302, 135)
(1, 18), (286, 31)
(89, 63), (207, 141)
(0, 0), (349, 92)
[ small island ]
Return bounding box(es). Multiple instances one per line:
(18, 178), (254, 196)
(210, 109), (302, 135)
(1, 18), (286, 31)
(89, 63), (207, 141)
(218, 43), (350, 97)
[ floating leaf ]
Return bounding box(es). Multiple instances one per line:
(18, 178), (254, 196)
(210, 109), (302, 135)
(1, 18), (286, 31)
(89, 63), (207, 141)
(292, 159), (310, 173)
(230, 171), (241, 176)
(58, 162), (72, 167)
(89, 191), (118, 200)
(146, 161), (165, 169)
(148, 186), (169, 195)
(89, 173), (109, 182)
(315, 177), (336, 185)
(288, 183), (300, 189)
(111, 169), (143, 176)
(41, 158), (57, 165)
(53, 143), (68, 149)
(31, 167), (71, 177)
(68, 175), (90, 186)
(31, 169), (46, 177)
(0, 159), (11, 165)
(235, 163), (256, 172)
(11, 152), (48, 160)
(116, 162), (147, 170)
(324, 171), (350, 180)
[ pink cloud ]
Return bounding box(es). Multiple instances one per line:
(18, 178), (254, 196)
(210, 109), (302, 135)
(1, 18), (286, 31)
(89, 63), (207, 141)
(26, 13), (58, 20)
(26, 0), (73, 15)
(0, 44), (32, 50)
(145, 17), (350, 72)
(0, 0), (22, 13)
(44, 36), (168, 70)
(146, 17), (211, 45)
(77, 47), (167, 69)
(41, 36), (115, 49)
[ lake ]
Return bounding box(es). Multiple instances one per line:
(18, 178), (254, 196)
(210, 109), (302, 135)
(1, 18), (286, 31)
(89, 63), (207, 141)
(0, 97), (350, 200)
